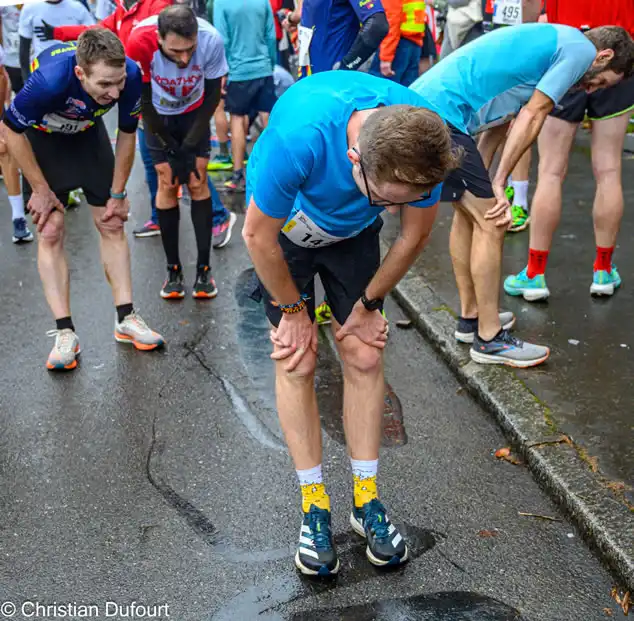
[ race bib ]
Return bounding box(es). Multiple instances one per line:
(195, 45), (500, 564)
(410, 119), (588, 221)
(493, 0), (522, 26)
(282, 210), (348, 248)
(40, 113), (94, 134)
(297, 25), (313, 67)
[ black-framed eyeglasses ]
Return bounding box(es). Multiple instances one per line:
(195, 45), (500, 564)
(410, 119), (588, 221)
(354, 148), (433, 207)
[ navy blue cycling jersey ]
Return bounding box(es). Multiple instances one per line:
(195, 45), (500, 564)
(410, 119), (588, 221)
(4, 42), (142, 135)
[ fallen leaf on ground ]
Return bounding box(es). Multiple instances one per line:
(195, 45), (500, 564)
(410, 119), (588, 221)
(477, 529), (498, 538)
(587, 456), (599, 473)
(396, 319), (413, 329)
(179, 320), (190, 326)
(495, 447), (522, 465)
(622, 591), (630, 615)
(518, 512), (563, 522)
(603, 608), (613, 616)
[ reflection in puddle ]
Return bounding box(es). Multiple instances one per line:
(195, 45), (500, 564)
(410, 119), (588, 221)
(290, 591), (524, 620)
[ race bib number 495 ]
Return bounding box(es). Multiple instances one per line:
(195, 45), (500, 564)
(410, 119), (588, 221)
(493, 0), (522, 26)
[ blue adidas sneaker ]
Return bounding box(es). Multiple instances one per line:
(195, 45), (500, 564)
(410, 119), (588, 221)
(350, 498), (408, 567)
(504, 267), (550, 302)
(295, 505), (339, 576)
(590, 265), (621, 297)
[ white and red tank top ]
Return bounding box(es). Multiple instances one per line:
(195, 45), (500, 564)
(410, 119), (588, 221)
(126, 15), (228, 115)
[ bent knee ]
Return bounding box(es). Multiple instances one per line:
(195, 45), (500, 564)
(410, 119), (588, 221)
(340, 339), (383, 374)
(276, 349), (317, 379)
(94, 214), (125, 234)
(39, 217), (64, 243)
(592, 161), (620, 183)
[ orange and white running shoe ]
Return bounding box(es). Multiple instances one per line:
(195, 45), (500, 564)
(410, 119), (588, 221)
(46, 328), (81, 371)
(114, 311), (164, 351)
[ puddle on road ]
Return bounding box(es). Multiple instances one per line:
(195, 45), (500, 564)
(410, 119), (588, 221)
(235, 268), (408, 448)
(289, 591), (524, 620)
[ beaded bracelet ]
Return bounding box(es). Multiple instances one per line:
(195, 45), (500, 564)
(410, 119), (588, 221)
(273, 294), (310, 314)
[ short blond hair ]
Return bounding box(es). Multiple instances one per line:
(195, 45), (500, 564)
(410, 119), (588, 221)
(357, 105), (462, 188)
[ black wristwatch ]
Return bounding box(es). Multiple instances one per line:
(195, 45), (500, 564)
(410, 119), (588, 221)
(361, 292), (383, 312)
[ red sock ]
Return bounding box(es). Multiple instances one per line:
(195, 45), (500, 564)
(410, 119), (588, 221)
(526, 249), (549, 279)
(593, 246), (614, 273)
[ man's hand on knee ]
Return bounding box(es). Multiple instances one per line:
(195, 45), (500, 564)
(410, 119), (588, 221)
(270, 310), (317, 372)
(102, 196), (129, 224)
(335, 301), (388, 350)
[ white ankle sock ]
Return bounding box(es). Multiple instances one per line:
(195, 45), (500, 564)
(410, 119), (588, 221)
(511, 180), (529, 210)
(296, 464), (323, 487)
(350, 458), (378, 480)
(9, 195), (25, 220)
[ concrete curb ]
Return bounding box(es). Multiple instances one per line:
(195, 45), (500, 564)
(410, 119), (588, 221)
(383, 239), (634, 590)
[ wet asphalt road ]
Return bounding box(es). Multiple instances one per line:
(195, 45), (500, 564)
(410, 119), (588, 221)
(0, 141), (624, 620)
(383, 129), (634, 500)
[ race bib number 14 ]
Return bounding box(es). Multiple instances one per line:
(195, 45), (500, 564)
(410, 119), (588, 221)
(493, 0), (522, 26)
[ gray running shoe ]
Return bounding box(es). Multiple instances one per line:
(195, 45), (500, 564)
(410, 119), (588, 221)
(470, 330), (550, 368)
(46, 328), (80, 371)
(455, 311), (516, 344)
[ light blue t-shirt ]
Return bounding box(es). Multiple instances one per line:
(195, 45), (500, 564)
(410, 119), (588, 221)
(410, 23), (596, 135)
(247, 71), (442, 240)
(214, 0), (276, 82)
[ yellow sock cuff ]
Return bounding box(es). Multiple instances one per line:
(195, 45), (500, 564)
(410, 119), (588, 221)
(301, 482), (330, 513)
(353, 475), (378, 508)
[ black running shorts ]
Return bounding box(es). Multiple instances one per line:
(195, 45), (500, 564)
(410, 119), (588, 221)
(551, 76), (634, 123)
(6, 66), (23, 94)
(225, 76), (277, 117)
(441, 125), (495, 203)
(23, 119), (114, 207)
(260, 217), (384, 328)
(144, 108), (211, 165)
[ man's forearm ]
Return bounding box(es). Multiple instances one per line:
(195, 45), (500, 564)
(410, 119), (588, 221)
(140, 98), (176, 149)
(111, 130), (137, 195)
(182, 81), (221, 149)
(365, 232), (429, 300)
(245, 237), (302, 305)
(493, 109), (546, 188)
(4, 126), (49, 190)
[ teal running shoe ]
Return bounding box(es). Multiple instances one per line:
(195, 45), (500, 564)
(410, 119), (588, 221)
(590, 265), (621, 297)
(504, 267), (550, 302)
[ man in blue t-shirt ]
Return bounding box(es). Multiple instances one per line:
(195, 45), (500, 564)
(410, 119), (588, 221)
(409, 23), (632, 367)
(2, 29), (164, 372)
(244, 70), (458, 577)
(289, 0), (388, 78)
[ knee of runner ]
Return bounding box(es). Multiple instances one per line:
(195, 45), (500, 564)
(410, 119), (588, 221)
(591, 160), (620, 183)
(95, 214), (124, 234)
(39, 216), (64, 243)
(339, 338), (382, 374)
(188, 175), (208, 199)
(276, 347), (317, 378)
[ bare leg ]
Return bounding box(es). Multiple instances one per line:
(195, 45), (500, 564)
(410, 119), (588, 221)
(590, 110), (630, 248)
(214, 100), (229, 144)
(274, 323), (322, 470)
(258, 111), (270, 130)
(477, 122), (510, 170)
(528, 116), (577, 251)
(457, 191), (506, 340)
(333, 319), (384, 461)
(512, 147), (532, 182)
(230, 113), (247, 174)
(449, 206), (477, 318)
(38, 210), (71, 319)
(92, 206), (132, 306)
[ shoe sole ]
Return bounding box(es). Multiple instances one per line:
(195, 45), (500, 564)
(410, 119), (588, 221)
(134, 230), (161, 238)
(294, 550), (340, 576)
(349, 513), (409, 567)
(192, 289), (218, 299)
(504, 285), (550, 302)
(469, 347), (550, 368)
(160, 291), (186, 300)
(114, 332), (163, 351)
(213, 212), (237, 249)
(46, 346), (81, 371)
(590, 282), (620, 296)
(455, 316), (516, 344)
